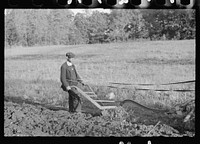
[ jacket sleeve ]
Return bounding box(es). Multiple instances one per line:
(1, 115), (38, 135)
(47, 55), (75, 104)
(74, 65), (82, 82)
(60, 65), (69, 88)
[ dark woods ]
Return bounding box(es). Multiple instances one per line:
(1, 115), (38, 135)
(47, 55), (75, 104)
(5, 9), (195, 47)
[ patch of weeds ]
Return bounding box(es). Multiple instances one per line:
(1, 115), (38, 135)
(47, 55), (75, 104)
(127, 58), (195, 65)
(90, 85), (137, 101)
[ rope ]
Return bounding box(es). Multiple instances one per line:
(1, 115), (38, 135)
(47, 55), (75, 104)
(110, 80), (195, 86)
(64, 79), (195, 92)
(107, 86), (195, 92)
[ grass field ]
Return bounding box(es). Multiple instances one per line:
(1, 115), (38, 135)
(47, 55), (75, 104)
(5, 39), (195, 104)
(4, 40), (195, 135)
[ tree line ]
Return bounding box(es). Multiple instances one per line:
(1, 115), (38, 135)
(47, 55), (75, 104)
(5, 9), (195, 47)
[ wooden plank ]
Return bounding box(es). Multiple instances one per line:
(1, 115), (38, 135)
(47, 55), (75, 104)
(100, 106), (117, 110)
(85, 92), (97, 97)
(71, 86), (118, 110)
(94, 100), (116, 103)
(83, 84), (98, 97)
(85, 92), (95, 94)
(71, 86), (102, 109)
(86, 94), (97, 97)
(89, 95), (98, 98)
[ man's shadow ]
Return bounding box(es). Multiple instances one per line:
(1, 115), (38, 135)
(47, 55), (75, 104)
(4, 96), (68, 111)
(4, 96), (102, 116)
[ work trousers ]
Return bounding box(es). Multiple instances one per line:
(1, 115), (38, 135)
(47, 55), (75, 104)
(68, 87), (82, 112)
(61, 84), (83, 113)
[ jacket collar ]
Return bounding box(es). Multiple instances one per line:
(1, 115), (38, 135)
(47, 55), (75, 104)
(66, 61), (73, 66)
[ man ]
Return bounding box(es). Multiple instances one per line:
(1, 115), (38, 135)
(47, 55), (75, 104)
(60, 52), (83, 113)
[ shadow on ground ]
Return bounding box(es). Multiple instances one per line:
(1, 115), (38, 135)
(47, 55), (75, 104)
(4, 96), (102, 116)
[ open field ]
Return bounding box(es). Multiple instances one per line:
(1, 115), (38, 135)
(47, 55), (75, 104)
(4, 40), (195, 136)
(5, 40), (195, 85)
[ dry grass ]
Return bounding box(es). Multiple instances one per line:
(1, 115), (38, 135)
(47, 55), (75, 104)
(4, 40), (195, 109)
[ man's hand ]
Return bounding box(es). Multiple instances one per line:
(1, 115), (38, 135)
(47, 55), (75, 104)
(80, 81), (85, 86)
(78, 79), (85, 86)
(66, 86), (71, 90)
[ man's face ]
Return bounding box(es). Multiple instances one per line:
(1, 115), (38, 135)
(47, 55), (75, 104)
(67, 56), (72, 62)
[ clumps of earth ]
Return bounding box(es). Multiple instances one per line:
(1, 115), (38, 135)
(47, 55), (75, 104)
(4, 97), (195, 137)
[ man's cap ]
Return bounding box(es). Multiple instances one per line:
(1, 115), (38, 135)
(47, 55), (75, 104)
(66, 52), (75, 58)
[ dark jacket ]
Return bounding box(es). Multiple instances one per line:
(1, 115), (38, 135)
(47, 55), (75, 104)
(60, 62), (82, 90)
